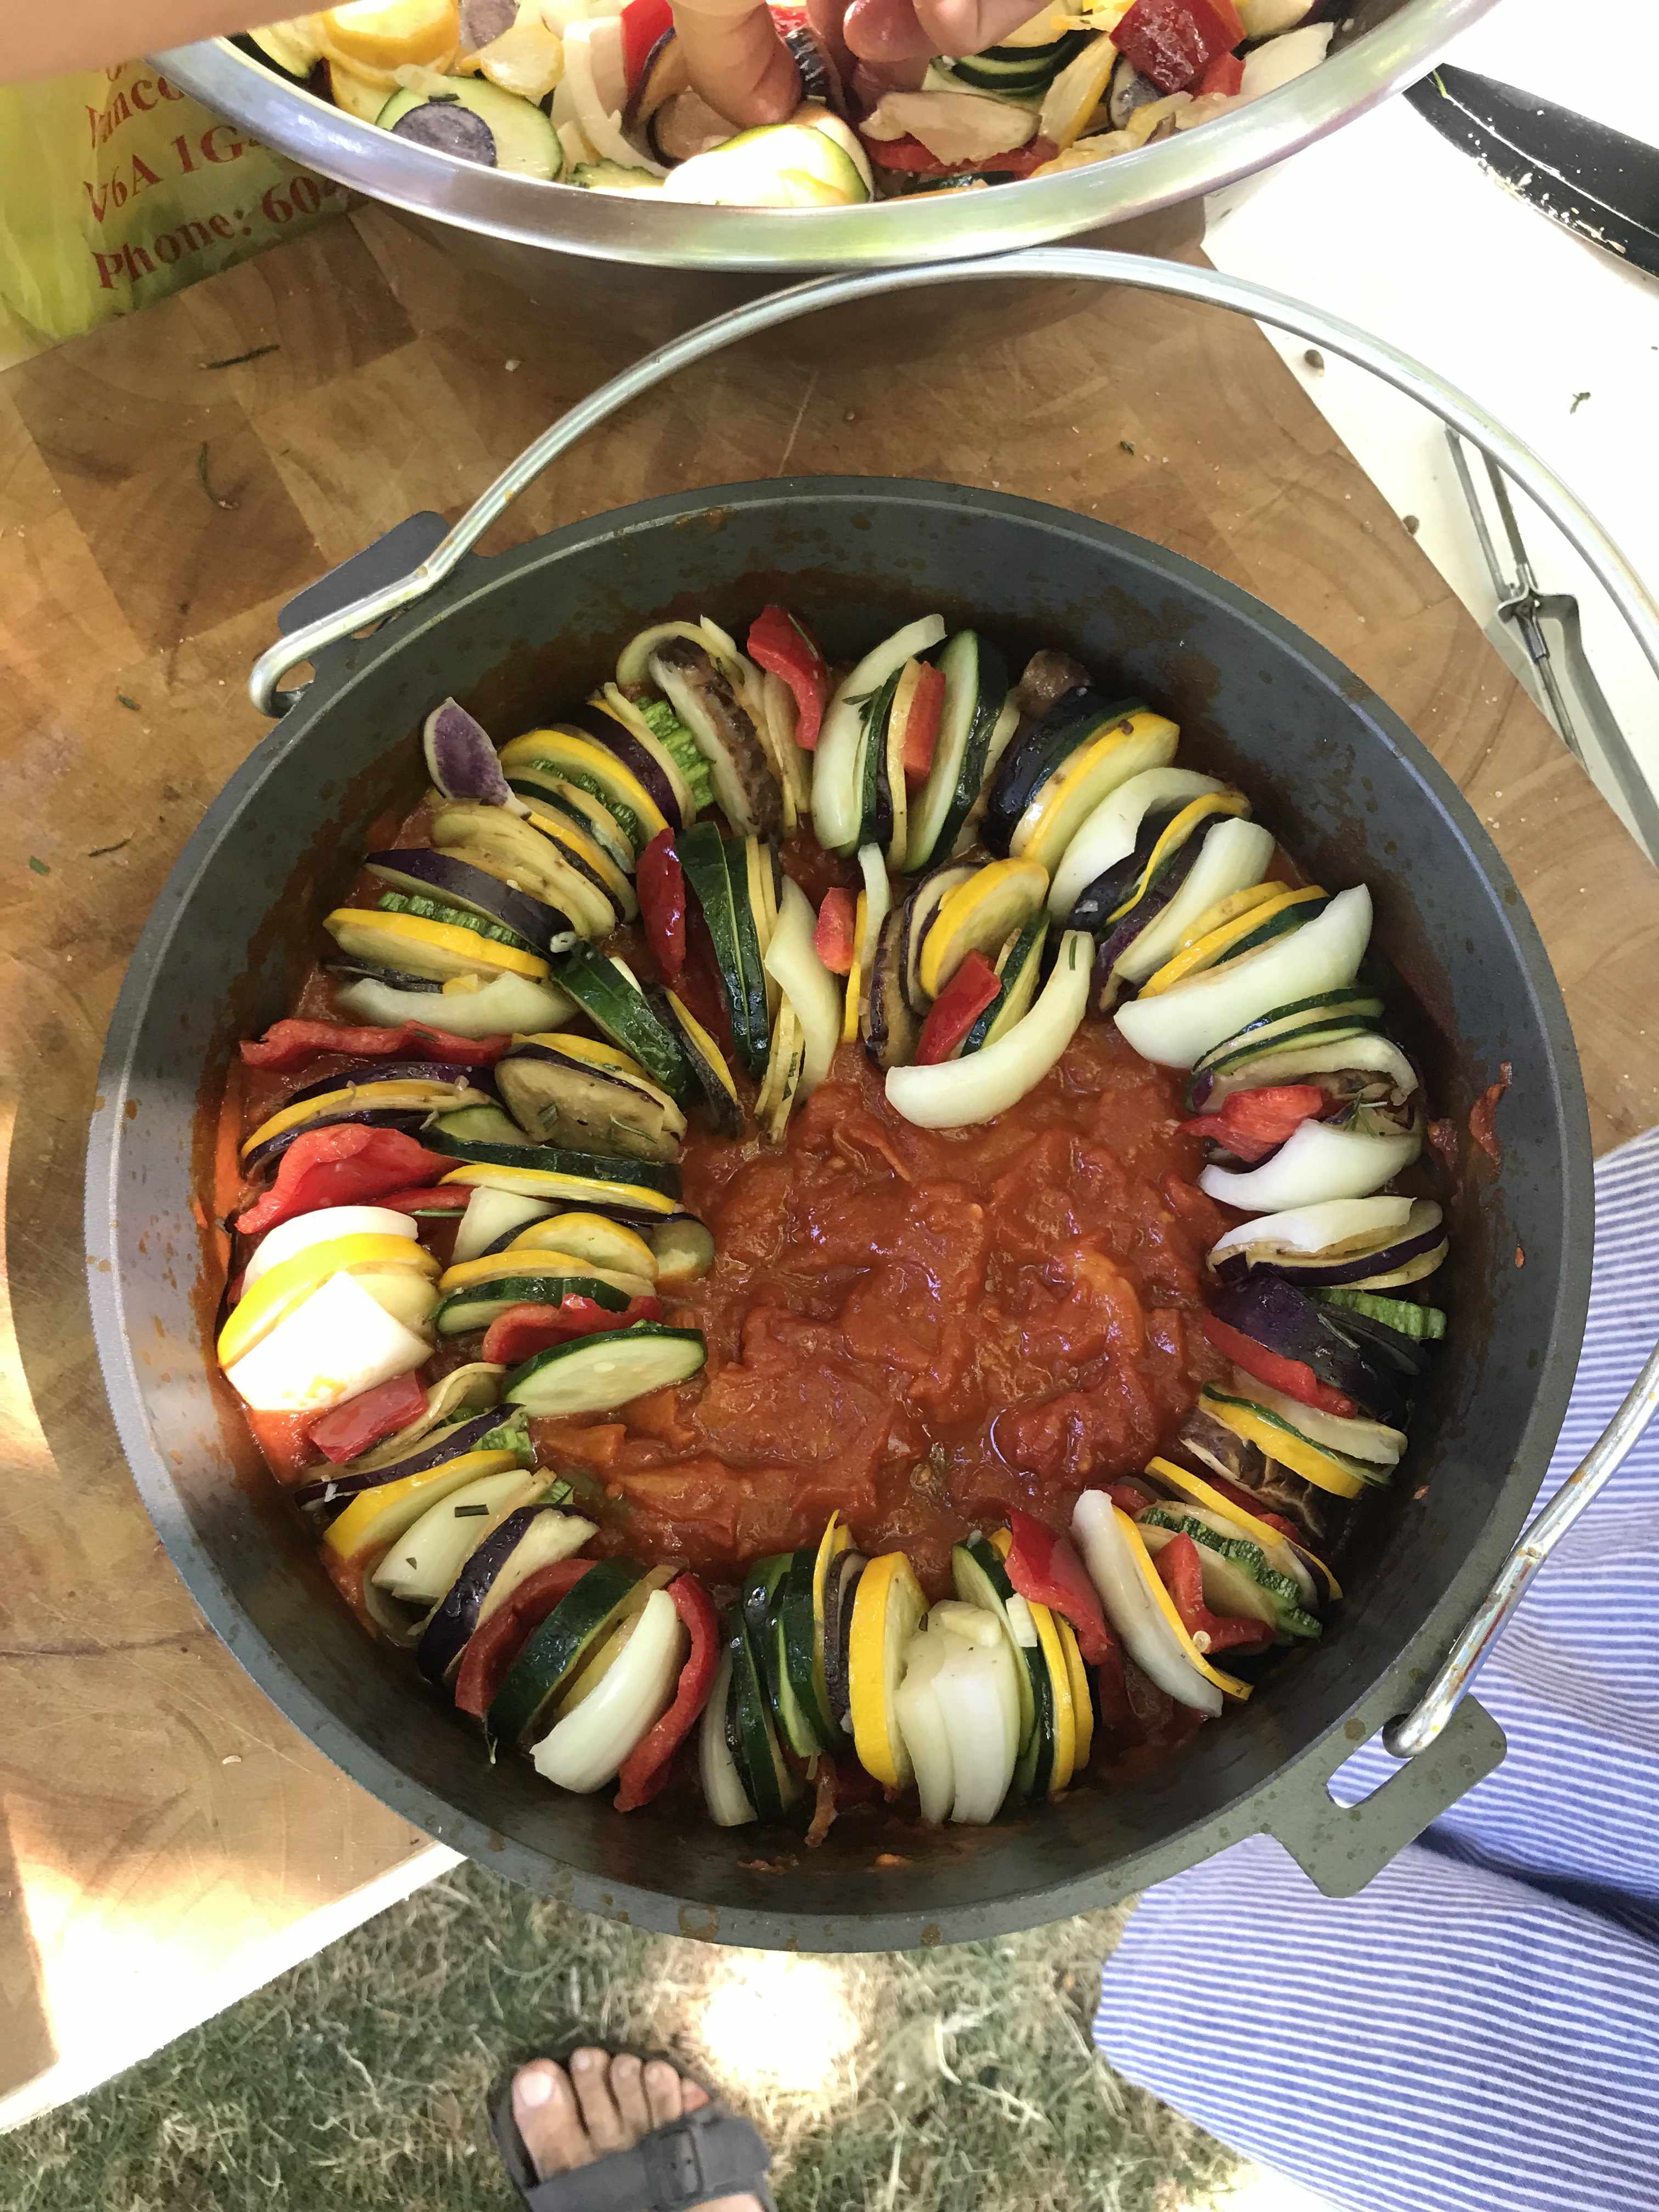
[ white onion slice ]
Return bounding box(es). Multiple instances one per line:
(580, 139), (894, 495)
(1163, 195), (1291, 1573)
(1240, 21), (1334, 99)
(857, 843), (890, 973)
(1200, 1118), (1420, 1213)
(894, 1633), (955, 1825)
(1047, 768), (1223, 922)
(1227, 1372), (1407, 1465)
(474, 1509), (599, 1626)
(1115, 885), (1373, 1069)
(814, 617), (946, 856)
(241, 1206), (417, 1293)
(896, 1609), (1019, 1825)
(371, 1468), (541, 1604)
(1209, 1195), (1416, 1268)
(224, 1270), (431, 1414)
(336, 970), (575, 1037)
(1071, 1491), (1222, 1716)
(885, 928), (1091, 1129)
(561, 19), (665, 173)
(764, 877), (841, 1094)
(451, 1187), (554, 1265)
(532, 1588), (687, 1793)
(698, 1654), (756, 1827)
(1203, 1030), (1420, 1106)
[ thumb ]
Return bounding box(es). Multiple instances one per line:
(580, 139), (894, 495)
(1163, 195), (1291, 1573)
(672, 0), (803, 126)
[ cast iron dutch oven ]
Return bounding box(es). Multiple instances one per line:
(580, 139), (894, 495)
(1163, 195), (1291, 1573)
(86, 276), (1593, 1952)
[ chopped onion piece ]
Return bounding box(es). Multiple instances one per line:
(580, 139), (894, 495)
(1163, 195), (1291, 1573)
(224, 1269), (431, 1414)
(1209, 1195), (1414, 1269)
(532, 1587), (687, 1792)
(1200, 1118), (1420, 1213)
(886, 928), (1091, 1129)
(763, 877), (842, 1094)
(699, 1654), (756, 1827)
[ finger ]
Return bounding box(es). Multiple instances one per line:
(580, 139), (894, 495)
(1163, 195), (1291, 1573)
(843, 0), (935, 64)
(804, 0), (856, 80)
(914, 0), (1051, 56)
(673, 0), (802, 126)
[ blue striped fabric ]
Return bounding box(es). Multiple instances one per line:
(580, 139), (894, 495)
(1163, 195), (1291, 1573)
(1094, 1126), (1659, 2212)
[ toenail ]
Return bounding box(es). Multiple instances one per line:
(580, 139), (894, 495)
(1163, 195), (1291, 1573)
(516, 2070), (553, 2110)
(574, 2050), (599, 2070)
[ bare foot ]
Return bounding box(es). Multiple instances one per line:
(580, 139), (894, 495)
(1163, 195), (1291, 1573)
(511, 2049), (764, 2211)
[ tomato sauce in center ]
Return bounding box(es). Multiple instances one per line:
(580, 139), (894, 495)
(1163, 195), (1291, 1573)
(536, 1023), (1229, 1593)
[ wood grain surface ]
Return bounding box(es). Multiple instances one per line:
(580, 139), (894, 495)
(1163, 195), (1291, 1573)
(3, 202), (1656, 2122)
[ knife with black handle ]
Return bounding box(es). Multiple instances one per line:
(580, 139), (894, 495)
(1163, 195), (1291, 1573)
(1406, 63), (1659, 281)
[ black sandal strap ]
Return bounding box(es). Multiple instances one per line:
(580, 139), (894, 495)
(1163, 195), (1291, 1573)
(492, 2088), (775, 2212)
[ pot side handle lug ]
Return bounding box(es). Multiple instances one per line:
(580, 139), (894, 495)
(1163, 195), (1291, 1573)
(265, 511), (452, 715)
(1260, 1694), (1506, 1899)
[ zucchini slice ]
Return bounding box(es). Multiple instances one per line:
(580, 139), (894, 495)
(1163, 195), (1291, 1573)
(699, 1651), (757, 1827)
(376, 78), (561, 178)
(816, 616), (946, 857)
(433, 1271), (639, 1338)
(680, 823), (769, 1082)
(364, 849), (575, 951)
(650, 1217), (716, 1288)
(1137, 883), (1323, 995)
(524, 776), (638, 883)
(649, 639), (781, 839)
(916, 857), (1048, 1000)
(503, 1322), (707, 1417)
(584, 686), (695, 826)
(484, 1556), (667, 1751)
(437, 1246), (654, 1299)
(726, 1611), (799, 1822)
(904, 631), (1011, 871)
(1137, 1507), (1323, 1642)
(552, 946), (692, 1103)
(726, 834), (775, 1080)
(324, 905), (549, 985)
(853, 666), (899, 856)
(958, 916), (1047, 1056)
(427, 802), (619, 940)
(499, 729), (667, 853)
(495, 1039), (686, 1162)
(984, 690), (1144, 857)
(847, 1550), (928, 1788)
(1009, 707), (1182, 875)
(433, 1138), (682, 1217)
(1193, 990), (1389, 1075)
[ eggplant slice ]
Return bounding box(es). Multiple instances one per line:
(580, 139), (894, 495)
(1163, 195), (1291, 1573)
(649, 639), (782, 839)
(495, 1042), (687, 1161)
(864, 902), (921, 1071)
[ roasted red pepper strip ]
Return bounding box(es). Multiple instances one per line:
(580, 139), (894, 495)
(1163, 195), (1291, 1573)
(1197, 47), (1244, 94)
(1002, 1508), (1113, 1664)
(901, 662), (946, 789)
(1184, 1084), (1328, 1164)
(814, 885), (858, 975)
(637, 828), (687, 986)
(915, 950), (1001, 1065)
(481, 1295), (664, 1367)
(613, 1572), (719, 1812)
(620, 0), (673, 90)
(1152, 1530), (1274, 1656)
(239, 1019), (509, 1071)
(862, 134), (1059, 176)
(304, 1370), (428, 1466)
(1111, 0), (1242, 92)
(373, 1184), (470, 1214)
(747, 605), (831, 753)
(454, 1558), (596, 1720)
(1203, 1314), (1359, 1420)
(1107, 1480), (1156, 1516)
(235, 1126), (454, 1235)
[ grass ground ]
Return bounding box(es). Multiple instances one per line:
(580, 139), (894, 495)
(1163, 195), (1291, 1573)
(0, 1863), (1248, 2212)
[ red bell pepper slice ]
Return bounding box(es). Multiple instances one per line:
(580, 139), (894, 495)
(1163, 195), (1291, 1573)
(1111, 0), (1242, 93)
(1197, 48), (1244, 94)
(481, 1295), (664, 1367)
(234, 1126), (454, 1236)
(239, 1019), (509, 1072)
(1202, 1314), (1358, 1420)
(915, 950), (1001, 1065)
(453, 1558), (596, 1719)
(900, 662), (946, 789)
(613, 1572), (720, 1812)
(620, 0), (673, 91)
(1152, 1531), (1274, 1657)
(862, 134), (1059, 177)
(1002, 1508), (1113, 1664)
(305, 1370), (428, 1466)
(637, 828), (687, 986)
(814, 886), (857, 976)
(1184, 1084), (1327, 1164)
(1107, 1479), (1156, 1516)
(374, 1184), (470, 1214)
(747, 606), (831, 754)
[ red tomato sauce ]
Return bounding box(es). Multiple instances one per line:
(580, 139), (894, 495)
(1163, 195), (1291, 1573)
(534, 1023), (1229, 1594)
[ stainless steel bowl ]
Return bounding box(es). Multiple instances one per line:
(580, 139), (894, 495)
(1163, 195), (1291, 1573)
(160, 0), (1494, 338)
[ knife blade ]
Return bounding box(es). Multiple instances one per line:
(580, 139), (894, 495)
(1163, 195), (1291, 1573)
(1406, 64), (1659, 281)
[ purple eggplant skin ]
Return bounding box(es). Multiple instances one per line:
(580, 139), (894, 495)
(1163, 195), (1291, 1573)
(241, 1105), (435, 1179)
(980, 686), (1100, 856)
(459, 0), (516, 48)
(820, 1551), (866, 1731)
(622, 26), (690, 139)
(423, 697), (518, 807)
(574, 710), (684, 830)
(1209, 1276), (1412, 1424)
(292, 1410), (509, 1511)
(324, 960), (445, 993)
(1088, 831), (1207, 1002)
(1212, 1199), (1444, 1291)
(364, 847), (575, 949)
(391, 100), (500, 165)
(285, 1059), (495, 1109)
(415, 1503), (553, 1684)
